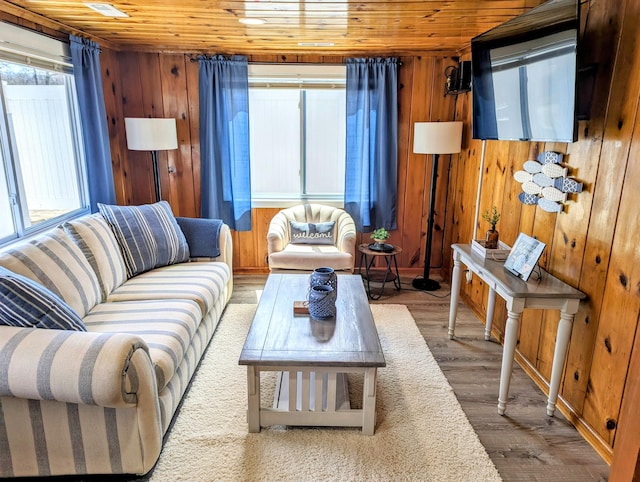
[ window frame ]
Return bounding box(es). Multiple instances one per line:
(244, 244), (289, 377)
(0, 24), (90, 247)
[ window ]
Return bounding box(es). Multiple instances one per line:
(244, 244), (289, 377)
(248, 64), (346, 205)
(0, 23), (88, 245)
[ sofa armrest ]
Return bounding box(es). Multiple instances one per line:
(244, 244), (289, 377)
(215, 223), (233, 270)
(267, 212), (290, 255)
(214, 223), (234, 302)
(0, 326), (155, 408)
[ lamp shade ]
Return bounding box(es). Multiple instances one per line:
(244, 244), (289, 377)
(124, 118), (178, 151)
(413, 121), (463, 155)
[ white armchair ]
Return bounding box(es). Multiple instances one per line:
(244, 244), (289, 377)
(267, 204), (357, 272)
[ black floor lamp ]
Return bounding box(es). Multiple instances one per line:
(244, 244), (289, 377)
(412, 121), (463, 291)
(124, 117), (178, 203)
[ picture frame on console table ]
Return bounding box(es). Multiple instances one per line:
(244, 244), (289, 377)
(503, 233), (546, 282)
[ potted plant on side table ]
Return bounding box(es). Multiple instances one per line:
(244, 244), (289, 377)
(371, 227), (389, 245)
(481, 206), (501, 249)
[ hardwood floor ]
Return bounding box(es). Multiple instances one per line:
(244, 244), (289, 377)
(231, 274), (610, 482)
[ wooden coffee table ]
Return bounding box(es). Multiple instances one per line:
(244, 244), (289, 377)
(239, 274), (385, 435)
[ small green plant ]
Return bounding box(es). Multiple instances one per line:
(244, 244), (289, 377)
(481, 206), (501, 230)
(370, 227), (390, 241)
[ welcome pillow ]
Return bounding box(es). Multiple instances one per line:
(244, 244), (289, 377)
(99, 201), (190, 278)
(0, 267), (86, 331)
(290, 221), (335, 245)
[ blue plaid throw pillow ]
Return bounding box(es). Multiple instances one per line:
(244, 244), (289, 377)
(0, 267), (86, 331)
(98, 201), (190, 278)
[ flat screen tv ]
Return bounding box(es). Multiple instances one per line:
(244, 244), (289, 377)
(471, 0), (580, 142)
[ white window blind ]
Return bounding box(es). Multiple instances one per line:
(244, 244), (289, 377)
(248, 64), (346, 205)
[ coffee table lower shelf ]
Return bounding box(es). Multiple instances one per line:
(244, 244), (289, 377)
(246, 365), (379, 435)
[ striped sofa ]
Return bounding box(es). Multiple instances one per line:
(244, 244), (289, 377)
(0, 211), (233, 478)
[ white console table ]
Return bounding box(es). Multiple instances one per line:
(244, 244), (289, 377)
(448, 243), (585, 417)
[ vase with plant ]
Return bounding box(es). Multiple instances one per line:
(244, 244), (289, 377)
(481, 206), (501, 249)
(370, 227), (390, 247)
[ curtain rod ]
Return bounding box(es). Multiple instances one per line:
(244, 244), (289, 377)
(189, 58), (343, 65)
(189, 58), (402, 66)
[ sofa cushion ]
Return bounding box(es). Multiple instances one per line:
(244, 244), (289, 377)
(84, 298), (202, 392)
(269, 244), (353, 271)
(64, 213), (128, 298)
(289, 221), (335, 245)
(107, 262), (230, 315)
(0, 267), (86, 331)
(175, 217), (223, 258)
(98, 201), (190, 278)
(0, 227), (102, 317)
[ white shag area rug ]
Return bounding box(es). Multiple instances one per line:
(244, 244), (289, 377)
(149, 304), (501, 482)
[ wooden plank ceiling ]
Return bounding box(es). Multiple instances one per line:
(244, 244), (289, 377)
(2, 0), (543, 54)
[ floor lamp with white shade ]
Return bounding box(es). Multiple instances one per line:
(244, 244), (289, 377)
(124, 117), (178, 203)
(412, 121), (463, 291)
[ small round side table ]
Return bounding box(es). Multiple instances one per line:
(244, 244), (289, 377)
(358, 243), (402, 300)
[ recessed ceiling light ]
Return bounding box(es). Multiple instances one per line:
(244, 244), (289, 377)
(297, 42), (335, 47)
(239, 18), (267, 25)
(84, 3), (129, 18)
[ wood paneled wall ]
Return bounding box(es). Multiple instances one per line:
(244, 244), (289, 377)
(444, 0), (640, 464)
(104, 52), (458, 275)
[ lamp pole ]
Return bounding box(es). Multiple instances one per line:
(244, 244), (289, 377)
(150, 150), (161, 202)
(412, 152), (441, 291)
